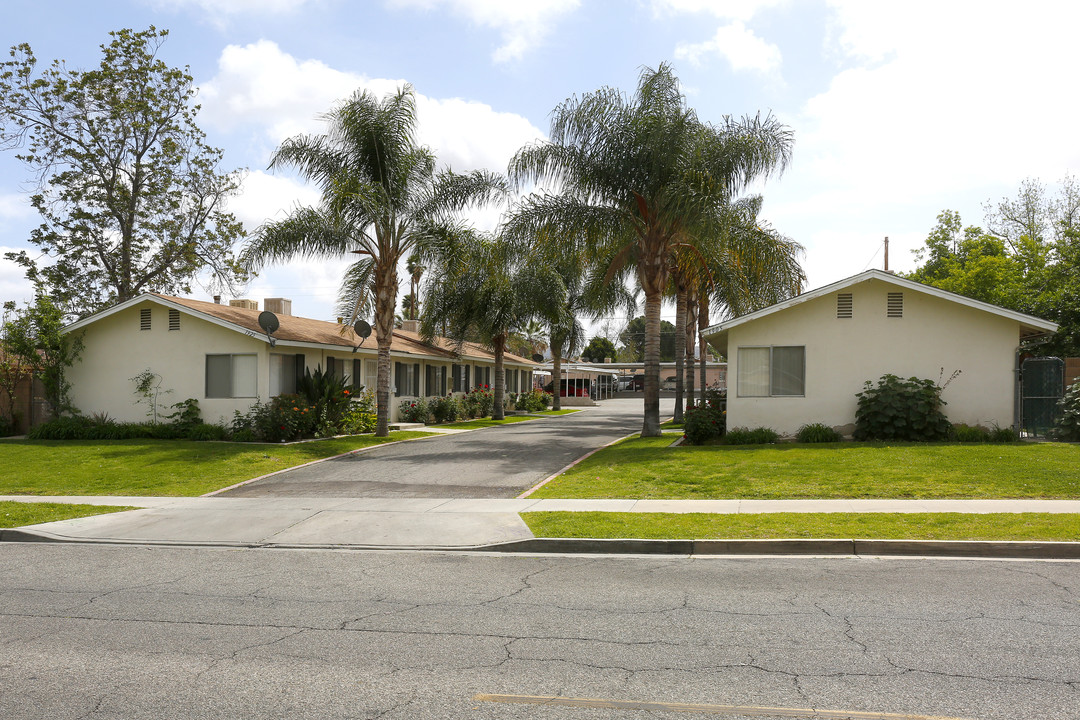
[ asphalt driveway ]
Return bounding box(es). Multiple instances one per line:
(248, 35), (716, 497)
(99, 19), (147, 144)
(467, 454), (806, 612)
(221, 397), (675, 499)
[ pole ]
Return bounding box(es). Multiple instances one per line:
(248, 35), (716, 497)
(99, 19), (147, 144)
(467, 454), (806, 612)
(884, 236), (890, 272)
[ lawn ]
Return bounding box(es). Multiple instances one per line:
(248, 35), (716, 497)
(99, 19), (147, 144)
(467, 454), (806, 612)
(529, 437), (1080, 499)
(0, 431), (433, 496)
(530, 408), (582, 416)
(1, 501), (136, 527)
(523, 511), (1080, 541)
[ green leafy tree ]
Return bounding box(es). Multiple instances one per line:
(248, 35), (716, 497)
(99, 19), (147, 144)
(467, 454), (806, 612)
(581, 336), (617, 363)
(619, 316), (676, 362)
(240, 85), (506, 436)
(0, 27), (247, 317)
(1, 296), (83, 416)
(508, 63), (793, 436)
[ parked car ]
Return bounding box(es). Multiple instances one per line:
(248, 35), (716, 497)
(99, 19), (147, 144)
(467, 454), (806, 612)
(661, 375), (678, 390)
(629, 374), (645, 391)
(617, 375), (633, 391)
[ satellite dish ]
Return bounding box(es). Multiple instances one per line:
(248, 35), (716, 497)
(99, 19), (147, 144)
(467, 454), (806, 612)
(351, 319), (372, 353)
(531, 353), (544, 363)
(258, 311), (279, 347)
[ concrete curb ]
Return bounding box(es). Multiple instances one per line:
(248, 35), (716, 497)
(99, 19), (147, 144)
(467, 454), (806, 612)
(4, 528), (1079, 559)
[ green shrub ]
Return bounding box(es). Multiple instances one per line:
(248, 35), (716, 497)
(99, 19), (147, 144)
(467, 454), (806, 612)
(462, 387), (493, 418)
(988, 425), (1019, 443)
(513, 388), (551, 412)
(683, 400), (726, 445)
(297, 364), (357, 429)
(230, 395), (317, 443)
(186, 423), (228, 441)
(165, 398), (202, 429)
(1050, 381), (1080, 441)
(854, 374), (952, 442)
(723, 426), (779, 445)
(0, 414), (15, 437)
(796, 423), (842, 443)
(430, 395), (462, 423)
(952, 423), (989, 443)
(398, 397), (430, 423)
(340, 389), (377, 433)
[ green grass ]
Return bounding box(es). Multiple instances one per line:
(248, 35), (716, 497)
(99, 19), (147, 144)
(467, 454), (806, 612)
(437, 416), (537, 429)
(1, 501), (136, 527)
(0, 431), (433, 496)
(529, 408), (582, 416)
(530, 437), (1080, 499)
(522, 511), (1080, 541)
(660, 419), (683, 429)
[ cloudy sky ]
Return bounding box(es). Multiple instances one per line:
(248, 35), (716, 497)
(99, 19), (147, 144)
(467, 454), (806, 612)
(2, 0), (1077, 334)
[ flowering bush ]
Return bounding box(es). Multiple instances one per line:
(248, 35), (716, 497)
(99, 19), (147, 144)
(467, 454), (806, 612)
(340, 389), (377, 434)
(230, 394), (316, 442)
(398, 397), (430, 423)
(430, 395), (463, 423)
(513, 388), (552, 412)
(462, 386), (493, 418)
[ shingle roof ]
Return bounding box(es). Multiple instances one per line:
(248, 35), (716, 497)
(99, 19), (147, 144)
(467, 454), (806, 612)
(65, 293), (536, 366)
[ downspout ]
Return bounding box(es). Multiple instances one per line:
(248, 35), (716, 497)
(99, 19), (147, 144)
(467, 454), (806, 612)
(1013, 346), (1022, 435)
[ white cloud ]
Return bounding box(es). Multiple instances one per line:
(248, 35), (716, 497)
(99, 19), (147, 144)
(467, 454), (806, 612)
(0, 248), (34, 307)
(0, 193), (34, 221)
(651, 0), (786, 21)
(149, 0), (315, 26)
(674, 20), (782, 74)
(200, 40), (546, 175)
(387, 0), (580, 62)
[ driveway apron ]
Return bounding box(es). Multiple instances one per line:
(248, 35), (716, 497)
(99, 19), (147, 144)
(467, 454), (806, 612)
(220, 397), (674, 498)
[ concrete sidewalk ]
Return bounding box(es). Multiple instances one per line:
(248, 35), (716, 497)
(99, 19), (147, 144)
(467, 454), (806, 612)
(3, 496), (1080, 554)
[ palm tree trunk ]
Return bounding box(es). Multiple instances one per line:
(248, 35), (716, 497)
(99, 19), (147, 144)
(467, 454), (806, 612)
(698, 301), (710, 406)
(374, 261), (398, 437)
(550, 339), (563, 411)
(673, 281), (687, 423)
(642, 289), (662, 437)
(685, 294), (697, 408)
(493, 333), (506, 420)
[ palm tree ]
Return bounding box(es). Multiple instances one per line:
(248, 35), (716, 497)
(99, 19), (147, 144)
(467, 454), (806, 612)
(241, 86), (506, 436)
(508, 63), (793, 436)
(405, 253), (425, 320)
(508, 318), (548, 359)
(420, 229), (553, 420)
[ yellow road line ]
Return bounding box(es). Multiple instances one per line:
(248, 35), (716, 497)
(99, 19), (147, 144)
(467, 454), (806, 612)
(472, 693), (975, 720)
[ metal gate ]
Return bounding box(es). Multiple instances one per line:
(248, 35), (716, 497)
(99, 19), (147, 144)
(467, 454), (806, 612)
(1020, 357), (1064, 437)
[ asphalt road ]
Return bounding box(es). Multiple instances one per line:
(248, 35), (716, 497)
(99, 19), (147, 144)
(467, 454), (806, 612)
(223, 397), (674, 498)
(1, 544), (1077, 720)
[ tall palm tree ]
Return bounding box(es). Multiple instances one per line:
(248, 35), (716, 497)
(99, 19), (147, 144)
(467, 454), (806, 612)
(405, 253), (425, 320)
(508, 63), (793, 436)
(241, 86), (506, 436)
(420, 229), (553, 420)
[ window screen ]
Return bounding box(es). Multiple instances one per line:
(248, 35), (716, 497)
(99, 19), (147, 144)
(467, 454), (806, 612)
(270, 354), (297, 396)
(771, 346), (805, 396)
(737, 347), (771, 397)
(206, 354), (257, 398)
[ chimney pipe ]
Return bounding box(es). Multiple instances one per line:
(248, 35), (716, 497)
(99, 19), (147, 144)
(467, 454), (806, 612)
(213, 295), (221, 304)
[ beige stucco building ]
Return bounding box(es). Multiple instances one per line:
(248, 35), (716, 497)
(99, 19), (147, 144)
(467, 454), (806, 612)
(702, 270), (1058, 437)
(64, 294), (536, 425)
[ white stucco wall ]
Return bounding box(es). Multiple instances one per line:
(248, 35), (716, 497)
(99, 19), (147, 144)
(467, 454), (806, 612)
(722, 277), (1021, 437)
(67, 300), (272, 424)
(67, 300), (537, 426)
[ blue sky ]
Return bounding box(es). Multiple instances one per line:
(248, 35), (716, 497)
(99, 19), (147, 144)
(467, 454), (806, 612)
(3, 1), (1078, 337)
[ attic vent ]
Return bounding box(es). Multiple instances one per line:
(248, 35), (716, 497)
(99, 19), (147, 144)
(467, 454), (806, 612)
(887, 292), (903, 318)
(836, 293), (853, 319)
(168, 308), (180, 331)
(140, 308), (151, 331)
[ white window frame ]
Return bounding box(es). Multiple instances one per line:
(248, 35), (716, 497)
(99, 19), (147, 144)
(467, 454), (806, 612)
(736, 346), (805, 398)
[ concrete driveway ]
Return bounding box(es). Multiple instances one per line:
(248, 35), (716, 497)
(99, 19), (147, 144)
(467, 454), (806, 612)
(221, 397), (674, 499)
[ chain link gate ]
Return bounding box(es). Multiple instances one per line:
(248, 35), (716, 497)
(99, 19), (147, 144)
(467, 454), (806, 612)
(1019, 357), (1064, 437)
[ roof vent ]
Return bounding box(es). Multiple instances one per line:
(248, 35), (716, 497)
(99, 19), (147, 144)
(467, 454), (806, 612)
(837, 293), (853, 319)
(229, 299), (258, 311)
(887, 292), (903, 318)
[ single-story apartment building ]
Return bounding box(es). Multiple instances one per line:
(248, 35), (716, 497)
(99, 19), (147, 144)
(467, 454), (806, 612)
(63, 294), (537, 425)
(702, 269), (1059, 437)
